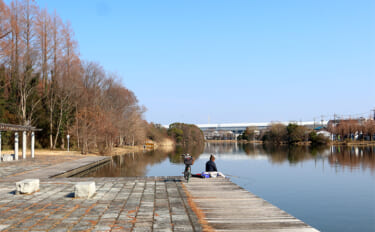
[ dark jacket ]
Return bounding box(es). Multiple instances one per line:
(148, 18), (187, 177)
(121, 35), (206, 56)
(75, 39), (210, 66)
(205, 160), (217, 172)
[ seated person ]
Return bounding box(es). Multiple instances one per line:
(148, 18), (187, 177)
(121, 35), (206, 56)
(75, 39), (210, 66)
(206, 154), (217, 172)
(204, 155), (225, 177)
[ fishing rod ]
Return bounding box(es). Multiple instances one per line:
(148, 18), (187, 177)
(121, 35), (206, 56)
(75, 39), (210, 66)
(224, 173), (256, 183)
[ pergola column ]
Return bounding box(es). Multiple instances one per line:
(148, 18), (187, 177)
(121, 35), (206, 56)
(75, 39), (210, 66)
(15, 132), (19, 160)
(0, 124), (41, 161)
(22, 131), (27, 159)
(0, 131), (2, 162)
(31, 132), (35, 158)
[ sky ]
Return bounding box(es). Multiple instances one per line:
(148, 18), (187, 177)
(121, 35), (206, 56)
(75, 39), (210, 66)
(18, 0), (375, 124)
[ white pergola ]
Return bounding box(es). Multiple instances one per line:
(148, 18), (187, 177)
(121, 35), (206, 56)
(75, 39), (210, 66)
(0, 123), (41, 162)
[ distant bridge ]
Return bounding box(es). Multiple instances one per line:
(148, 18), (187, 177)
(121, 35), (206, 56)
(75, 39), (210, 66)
(163, 121), (329, 139)
(197, 121), (328, 132)
(196, 121), (328, 139)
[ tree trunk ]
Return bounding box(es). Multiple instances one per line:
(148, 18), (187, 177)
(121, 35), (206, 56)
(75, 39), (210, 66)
(53, 100), (63, 149)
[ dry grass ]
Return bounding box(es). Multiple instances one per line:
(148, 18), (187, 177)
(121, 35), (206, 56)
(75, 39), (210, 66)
(1, 146), (143, 157)
(0, 149), (90, 156)
(181, 183), (216, 232)
(1, 138), (176, 157)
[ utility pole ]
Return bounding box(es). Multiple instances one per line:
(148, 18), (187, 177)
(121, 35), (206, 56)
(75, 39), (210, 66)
(313, 117), (316, 128)
(333, 113), (337, 141)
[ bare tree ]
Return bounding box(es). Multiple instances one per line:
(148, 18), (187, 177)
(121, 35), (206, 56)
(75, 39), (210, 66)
(1, 0), (149, 151)
(268, 123), (287, 144)
(0, 0), (11, 58)
(12, 0), (41, 126)
(52, 20), (80, 149)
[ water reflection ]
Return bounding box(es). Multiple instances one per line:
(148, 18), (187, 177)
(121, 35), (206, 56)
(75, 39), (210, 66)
(329, 146), (375, 171)
(168, 143), (204, 163)
(83, 143), (375, 177)
(84, 150), (171, 177)
(205, 143), (374, 171)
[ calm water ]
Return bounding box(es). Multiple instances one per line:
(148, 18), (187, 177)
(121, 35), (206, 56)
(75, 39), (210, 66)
(83, 143), (375, 232)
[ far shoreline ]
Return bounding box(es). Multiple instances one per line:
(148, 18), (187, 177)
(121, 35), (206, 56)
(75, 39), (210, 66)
(205, 139), (375, 146)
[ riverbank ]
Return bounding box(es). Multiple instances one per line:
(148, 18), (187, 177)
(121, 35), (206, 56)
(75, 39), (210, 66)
(206, 139), (375, 146)
(331, 140), (375, 146)
(206, 139), (263, 144)
(1, 138), (175, 159)
(109, 138), (175, 155)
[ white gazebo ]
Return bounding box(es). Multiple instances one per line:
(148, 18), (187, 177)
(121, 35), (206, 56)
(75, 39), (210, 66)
(0, 123), (41, 162)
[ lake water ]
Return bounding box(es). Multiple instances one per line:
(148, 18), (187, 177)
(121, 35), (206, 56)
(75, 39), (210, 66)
(83, 143), (375, 232)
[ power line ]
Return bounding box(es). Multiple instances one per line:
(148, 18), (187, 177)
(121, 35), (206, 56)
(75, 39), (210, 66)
(309, 110), (372, 122)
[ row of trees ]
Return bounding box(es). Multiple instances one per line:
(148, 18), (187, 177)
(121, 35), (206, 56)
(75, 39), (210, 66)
(260, 123), (316, 144)
(239, 123), (329, 145)
(0, 0), (151, 153)
(327, 119), (375, 141)
(239, 119), (375, 144)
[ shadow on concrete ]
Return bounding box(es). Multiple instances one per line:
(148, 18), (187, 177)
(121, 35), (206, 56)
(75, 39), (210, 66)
(65, 192), (75, 198)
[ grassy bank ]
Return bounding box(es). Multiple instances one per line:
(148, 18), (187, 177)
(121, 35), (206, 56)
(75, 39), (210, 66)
(0, 138), (175, 157)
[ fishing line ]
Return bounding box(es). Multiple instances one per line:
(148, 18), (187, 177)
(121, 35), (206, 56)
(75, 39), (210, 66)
(224, 174), (256, 183)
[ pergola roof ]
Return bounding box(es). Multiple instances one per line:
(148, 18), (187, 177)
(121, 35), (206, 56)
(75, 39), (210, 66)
(0, 123), (42, 132)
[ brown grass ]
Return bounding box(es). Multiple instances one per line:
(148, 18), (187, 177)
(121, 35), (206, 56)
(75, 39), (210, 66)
(181, 183), (216, 232)
(0, 149), (91, 156)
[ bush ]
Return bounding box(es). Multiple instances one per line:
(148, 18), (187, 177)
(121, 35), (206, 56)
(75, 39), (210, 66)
(287, 123), (308, 144)
(167, 123), (204, 146)
(309, 131), (329, 145)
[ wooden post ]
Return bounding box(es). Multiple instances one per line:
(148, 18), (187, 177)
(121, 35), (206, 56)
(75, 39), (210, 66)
(31, 132), (35, 158)
(15, 132), (19, 160)
(22, 131), (27, 159)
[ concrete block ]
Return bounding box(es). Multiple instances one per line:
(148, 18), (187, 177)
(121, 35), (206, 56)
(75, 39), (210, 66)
(16, 179), (40, 194)
(2, 154), (14, 161)
(74, 182), (96, 198)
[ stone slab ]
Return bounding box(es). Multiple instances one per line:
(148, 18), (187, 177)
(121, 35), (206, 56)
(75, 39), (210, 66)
(16, 179), (40, 194)
(2, 154), (14, 162)
(74, 181), (96, 198)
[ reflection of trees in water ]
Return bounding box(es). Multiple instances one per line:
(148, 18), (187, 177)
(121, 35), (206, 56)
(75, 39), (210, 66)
(85, 150), (170, 177)
(85, 143), (205, 177)
(209, 143), (375, 170)
(205, 142), (242, 154)
(243, 143), (263, 155)
(85, 144), (375, 177)
(238, 143), (313, 164)
(260, 144), (314, 164)
(169, 143), (205, 164)
(328, 146), (375, 171)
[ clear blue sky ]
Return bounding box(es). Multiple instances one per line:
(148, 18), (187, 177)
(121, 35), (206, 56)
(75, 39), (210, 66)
(30, 0), (375, 124)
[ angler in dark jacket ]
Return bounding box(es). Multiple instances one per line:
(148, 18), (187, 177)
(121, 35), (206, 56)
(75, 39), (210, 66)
(206, 154), (218, 172)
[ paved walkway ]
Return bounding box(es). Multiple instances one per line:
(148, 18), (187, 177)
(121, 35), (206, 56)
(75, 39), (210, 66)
(0, 177), (201, 232)
(0, 155), (84, 179)
(0, 156), (110, 181)
(0, 156), (201, 232)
